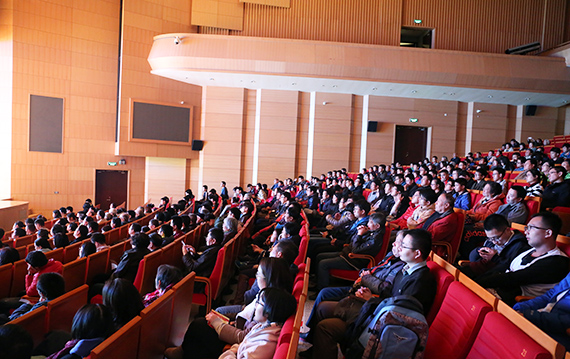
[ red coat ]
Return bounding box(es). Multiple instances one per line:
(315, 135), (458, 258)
(25, 258), (63, 297)
(421, 212), (459, 258)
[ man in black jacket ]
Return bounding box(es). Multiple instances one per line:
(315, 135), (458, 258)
(112, 232), (151, 283)
(460, 214), (530, 279)
(305, 229), (436, 359)
(542, 166), (570, 210)
(182, 227), (223, 277)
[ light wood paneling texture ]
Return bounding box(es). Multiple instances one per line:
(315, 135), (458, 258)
(118, 0), (202, 159)
(311, 93), (353, 175)
(295, 92), (310, 177)
(469, 103), (509, 153)
(367, 96), (458, 165)
(240, 0), (290, 8)
(192, 0), (244, 30)
(0, 0), (14, 200)
(350, 95), (363, 172)
(257, 89), (299, 184)
(506, 105), (518, 144)
(241, 89), (257, 186)
(455, 102), (468, 156)
(402, 0), (566, 53)
(145, 157), (186, 203)
(520, 106), (560, 142)
(199, 86), (246, 189)
(239, 0), (401, 45)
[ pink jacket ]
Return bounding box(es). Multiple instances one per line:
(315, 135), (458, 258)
(25, 259), (63, 297)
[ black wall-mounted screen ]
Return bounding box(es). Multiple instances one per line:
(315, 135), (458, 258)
(132, 102), (191, 143)
(29, 95), (64, 153)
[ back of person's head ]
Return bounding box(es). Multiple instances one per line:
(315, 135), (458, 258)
(487, 182), (503, 197)
(483, 214), (509, 232)
(208, 228), (224, 245)
(77, 225), (88, 238)
(160, 224), (174, 238)
(369, 212), (386, 228)
(101, 225), (112, 233)
(53, 233), (69, 248)
(51, 224), (64, 235)
(71, 304), (114, 340)
(155, 264), (183, 291)
(102, 278), (143, 327)
(223, 217), (239, 233)
(36, 272), (65, 301)
(0, 247), (19, 266)
(79, 242), (97, 258)
(273, 239), (299, 265)
(260, 287), (297, 324)
(36, 228), (49, 240)
(407, 229), (432, 261)
(259, 257), (293, 293)
(149, 233), (163, 249)
(91, 232), (106, 245)
(149, 219), (159, 228)
(229, 207), (241, 219)
(283, 222), (300, 238)
(111, 217), (122, 228)
(532, 212), (563, 238)
(88, 221), (99, 233)
(171, 216), (182, 229)
(25, 250), (48, 269)
(34, 238), (52, 250)
(0, 324), (33, 359)
(129, 223), (141, 233)
(13, 227), (26, 238)
(34, 218), (45, 227)
(418, 187), (438, 204)
(131, 232), (150, 250)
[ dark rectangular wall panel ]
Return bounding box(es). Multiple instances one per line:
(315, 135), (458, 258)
(132, 102), (191, 143)
(29, 95), (64, 153)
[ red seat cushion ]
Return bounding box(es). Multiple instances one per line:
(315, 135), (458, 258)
(424, 282), (492, 359)
(426, 261), (455, 324)
(465, 312), (551, 359)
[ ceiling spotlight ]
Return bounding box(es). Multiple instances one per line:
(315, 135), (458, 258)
(174, 36), (181, 45)
(525, 97), (530, 101)
(292, 83), (297, 85)
(411, 90), (417, 94)
(488, 95), (493, 98)
(564, 100), (569, 104)
(180, 101), (185, 104)
(209, 78), (214, 81)
(323, 101), (329, 105)
(476, 109), (482, 113)
(450, 93), (455, 96)
(332, 85), (338, 88)
(372, 87), (377, 91)
(251, 80), (255, 83)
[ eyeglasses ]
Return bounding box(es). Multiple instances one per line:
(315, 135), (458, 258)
(525, 224), (549, 231)
(401, 245), (417, 250)
(487, 228), (507, 242)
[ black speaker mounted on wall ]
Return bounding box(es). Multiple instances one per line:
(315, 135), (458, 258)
(191, 140), (204, 151)
(525, 105), (537, 116)
(367, 121), (378, 132)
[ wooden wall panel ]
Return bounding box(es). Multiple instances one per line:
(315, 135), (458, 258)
(239, 0), (401, 45)
(470, 103), (509, 153)
(506, 105), (518, 144)
(402, 0), (565, 53)
(257, 89), (299, 184)
(350, 95), (363, 172)
(0, 0), (13, 200)
(240, 89), (256, 186)
(367, 96), (458, 165)
(199, 87), (246, 189)
(240, 0), (290, 7)
(312, 93), (352, 175)
(455, 102), (468, 156)
(118, 0), (202, 160)
(145, 157), (186, 203)
(192, 0), (244, 30)
(521, 106), (559, 142)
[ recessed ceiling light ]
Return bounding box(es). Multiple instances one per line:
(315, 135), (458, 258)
(411, 90), (417, 94)
(251, 80), (255, 83)
(563, 100), (568, 104)
(372, 87), (377, 91)
(292, 83), (296, 85)
(488, 95), (493, 98)
(525, 97), (530, 101)
(450, 93), (455, 96)
(209, 78), (214, 81)
(332, 85), (338, 88)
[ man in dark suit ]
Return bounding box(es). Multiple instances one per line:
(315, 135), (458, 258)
(182, 227), (223, 278)
(305, 229), (436, 359)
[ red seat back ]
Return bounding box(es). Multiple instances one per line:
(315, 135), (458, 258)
(47, 284), (89, 332)
(524, 198), (541, 223)
(168, 272), (195, 346)
(139, 290), (174, 359)
(0, 263), (13, 299)
(426, 260), (455, 324)
(63, 241), (83, 263)
(465, 312), (551, 359)
(90, 316), (141, 359)
(424, 282), (492, 359)
(86, 249), (109, 285)
(11, 259), (28, 296)
(62, 257), (87, 292)
(9, 306), (47, 348)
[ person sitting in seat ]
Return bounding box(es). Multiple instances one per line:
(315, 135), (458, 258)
(182, 228), (223, 277)
(476, 212), (569, 306)
(143, 264), (183, 307)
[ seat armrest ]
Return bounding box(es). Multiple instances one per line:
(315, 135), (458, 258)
(194, 276), (212, 312)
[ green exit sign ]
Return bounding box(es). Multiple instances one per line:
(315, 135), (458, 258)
(108, 162), (117, 166)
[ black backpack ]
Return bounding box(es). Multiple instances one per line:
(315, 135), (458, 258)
(344, 295), (428, 359)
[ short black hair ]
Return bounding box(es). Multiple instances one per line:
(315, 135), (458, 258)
(532, 212), (563, 238)
(102, 278), (144, 327)
(260, 287), (297, 323)
(160, 224), (173, 238)
(353, 199), (371, 214)
(418, 187), (438, 204)
(483, 214), (509, 232)
(131, 232), (150, 250)
(406, 229), (432, 260)
(87, 221), (99, 232)
(208, 228), (224, 244)
(274, 239), (299, 265)
(509, 185), (526, 200)
(486, 182), (503, 197)
(91, 232), (106, 245)
(80, 242), (97, 258)
(71, 304), (114, 340)
(37, 272), (65, 300)
(0, 324), (33, 359)
(171, 216), (182, 229)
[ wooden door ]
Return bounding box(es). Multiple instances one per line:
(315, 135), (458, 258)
(394, 126), (428, 165)
(95, 170), (128, 210)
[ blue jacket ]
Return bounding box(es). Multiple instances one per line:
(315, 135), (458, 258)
(513, 272), (570, 334)
(453, 191), (471, 210)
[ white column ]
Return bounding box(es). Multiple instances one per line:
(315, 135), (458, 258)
(515, 105), (523, 142)
(465, 102), (474, 155)
(359, 95), (369, 170)
(252, 89), (261, 184)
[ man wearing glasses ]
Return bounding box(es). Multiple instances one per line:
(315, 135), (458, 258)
(476, 212), (569, 306)
(459, 214), (529, 280)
